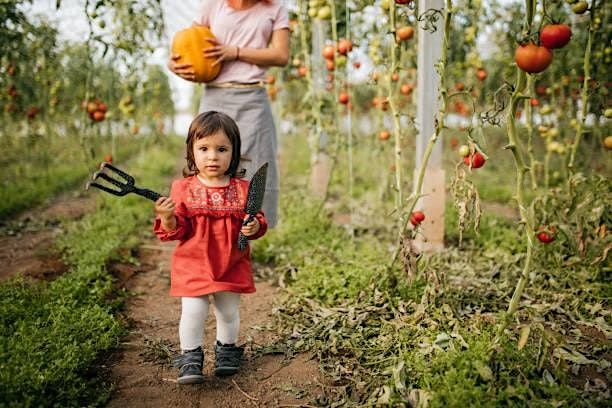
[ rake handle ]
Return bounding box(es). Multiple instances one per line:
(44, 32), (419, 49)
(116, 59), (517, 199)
(134, 188), (162, 202)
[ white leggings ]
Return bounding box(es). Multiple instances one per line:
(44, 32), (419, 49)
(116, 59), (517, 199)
(179, 292), (241, 351)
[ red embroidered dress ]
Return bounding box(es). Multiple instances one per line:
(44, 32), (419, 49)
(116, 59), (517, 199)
(154, 176), (267, 297)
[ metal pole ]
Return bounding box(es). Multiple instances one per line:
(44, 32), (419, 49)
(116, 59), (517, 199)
(414, 0), (445, 251)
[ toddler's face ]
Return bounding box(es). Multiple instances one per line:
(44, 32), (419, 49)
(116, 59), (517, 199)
(193, 130), (233, 182)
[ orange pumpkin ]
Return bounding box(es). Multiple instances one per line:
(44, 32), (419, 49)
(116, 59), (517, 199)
(171, 26), (221, 83)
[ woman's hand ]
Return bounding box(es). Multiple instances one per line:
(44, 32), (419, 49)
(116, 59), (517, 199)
(167, 54), (196, 82)
(203, 38), (239, 66)
(241, 216), (260, 237)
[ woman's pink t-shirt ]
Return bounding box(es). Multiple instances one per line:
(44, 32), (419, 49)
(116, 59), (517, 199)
(196, 0), (289, 84)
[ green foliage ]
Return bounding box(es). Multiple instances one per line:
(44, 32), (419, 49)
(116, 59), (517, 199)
(263, 123), (610, 406)
(0, 133), (143, 220)
(0, 137), (182, 407)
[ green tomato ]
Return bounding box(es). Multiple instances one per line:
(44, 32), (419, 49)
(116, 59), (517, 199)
(317, 6), (331, 20)
(604, 108), (612, 119)
(458, 145), (470, 157)
(572, 1), (588, 14)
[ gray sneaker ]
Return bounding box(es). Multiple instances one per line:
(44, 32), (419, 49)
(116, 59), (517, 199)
(173, 346), (204, 385)
(214, 342), (244, 376)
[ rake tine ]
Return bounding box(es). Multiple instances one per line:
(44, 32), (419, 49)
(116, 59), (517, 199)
(100, 162), (135, 186)
(93, 171), (131, 191)
(86, 181), (128, 197)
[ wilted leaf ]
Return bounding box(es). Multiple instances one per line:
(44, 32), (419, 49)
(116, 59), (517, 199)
(434, 332), (452, 349)
(518, 325), (530, 350)
(407, 389), (431, 408)
(375, 386), (391, 404)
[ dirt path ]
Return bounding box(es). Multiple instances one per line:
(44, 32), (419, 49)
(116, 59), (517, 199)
(106, 239), (324, 407)
(0, 191), (95, 282)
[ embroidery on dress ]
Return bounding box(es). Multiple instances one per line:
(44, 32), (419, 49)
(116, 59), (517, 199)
(185, 178), (245, 213)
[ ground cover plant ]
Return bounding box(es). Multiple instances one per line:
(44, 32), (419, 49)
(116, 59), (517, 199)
(0, 139), (181, 407)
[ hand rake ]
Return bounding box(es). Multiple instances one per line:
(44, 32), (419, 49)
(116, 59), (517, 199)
(86, 162), (162, 202)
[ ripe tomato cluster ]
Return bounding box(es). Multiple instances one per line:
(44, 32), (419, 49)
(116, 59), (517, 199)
(82, 99), (108, 122)
(536, 226), (556, 244)
(458, 145), (486, 169)
(514, 23), (572, 74)
(410, 211), (425, 227)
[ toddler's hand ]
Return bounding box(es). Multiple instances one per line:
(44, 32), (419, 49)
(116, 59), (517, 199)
(155, 197), (176, 221)
(241, 216), (260, 237)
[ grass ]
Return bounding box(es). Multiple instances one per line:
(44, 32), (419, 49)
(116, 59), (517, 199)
(0, 135), (182, 407)
(0, 126), (161, 220)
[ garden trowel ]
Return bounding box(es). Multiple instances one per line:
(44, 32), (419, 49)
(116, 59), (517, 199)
(237, 162), (268, 251)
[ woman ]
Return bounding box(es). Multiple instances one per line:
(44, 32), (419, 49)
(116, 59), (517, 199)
(168, 0), (290, 228)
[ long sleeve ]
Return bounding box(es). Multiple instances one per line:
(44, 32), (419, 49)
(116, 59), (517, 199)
(153, 180), (192, 241)
(247, 211), (267, 240)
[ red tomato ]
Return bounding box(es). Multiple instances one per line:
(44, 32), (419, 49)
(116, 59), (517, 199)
(410, 211), (425, 226)
(337, 39), (353, 56)
(322, 45), (335, 60)
(463, 152), (486, 169)
(378, 130), (390, 141)
(530, 98), (539, 107)
(396, 26), (414, 42)
(400, 83), (413, 95)
(395, 0), (412, 4)
(536, 226), (555, 243)
(476, 69), (487, 81)
(87, 101), (98, 114)
(338, 91), (349, 105)
(540, 24), (572, 49)
(514, 43), (553, 74)
(326, 59), (335, 71)
(103, 154), (113, 163)
(91, 110), (105, 121)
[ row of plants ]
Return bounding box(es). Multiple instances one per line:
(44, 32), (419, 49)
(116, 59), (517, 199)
(267, 0), (611, 361)
(0, 130), (153, 219)
(0, 1), (174, 220)
(0, 138), (181, 407)
(253, 128), (610, 406)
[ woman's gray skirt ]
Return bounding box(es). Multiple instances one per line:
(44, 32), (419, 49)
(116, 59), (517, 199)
(200, 86), (279, 227)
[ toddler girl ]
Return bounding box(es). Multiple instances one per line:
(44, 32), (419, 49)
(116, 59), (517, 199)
(153, 111), (267, 385)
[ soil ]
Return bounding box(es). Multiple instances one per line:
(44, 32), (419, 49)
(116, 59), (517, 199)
(0, 191), (95, 281)
(105, 240), (324, 408)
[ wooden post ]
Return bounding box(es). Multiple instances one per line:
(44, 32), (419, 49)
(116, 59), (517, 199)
(414, 0), (445, 252)
(309, 19), (331, 197)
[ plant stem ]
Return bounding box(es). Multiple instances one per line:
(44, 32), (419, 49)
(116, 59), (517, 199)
(388, 0), (452, 271)
(568, 1), (595, 174)
(386, 1), (403, 210)
(524, 75), (538, 189)
(494, 0), (537, 344)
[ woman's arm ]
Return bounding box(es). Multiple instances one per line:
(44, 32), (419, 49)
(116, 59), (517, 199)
(239, 28), (290, 67)
(205, 28), (290, 68)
